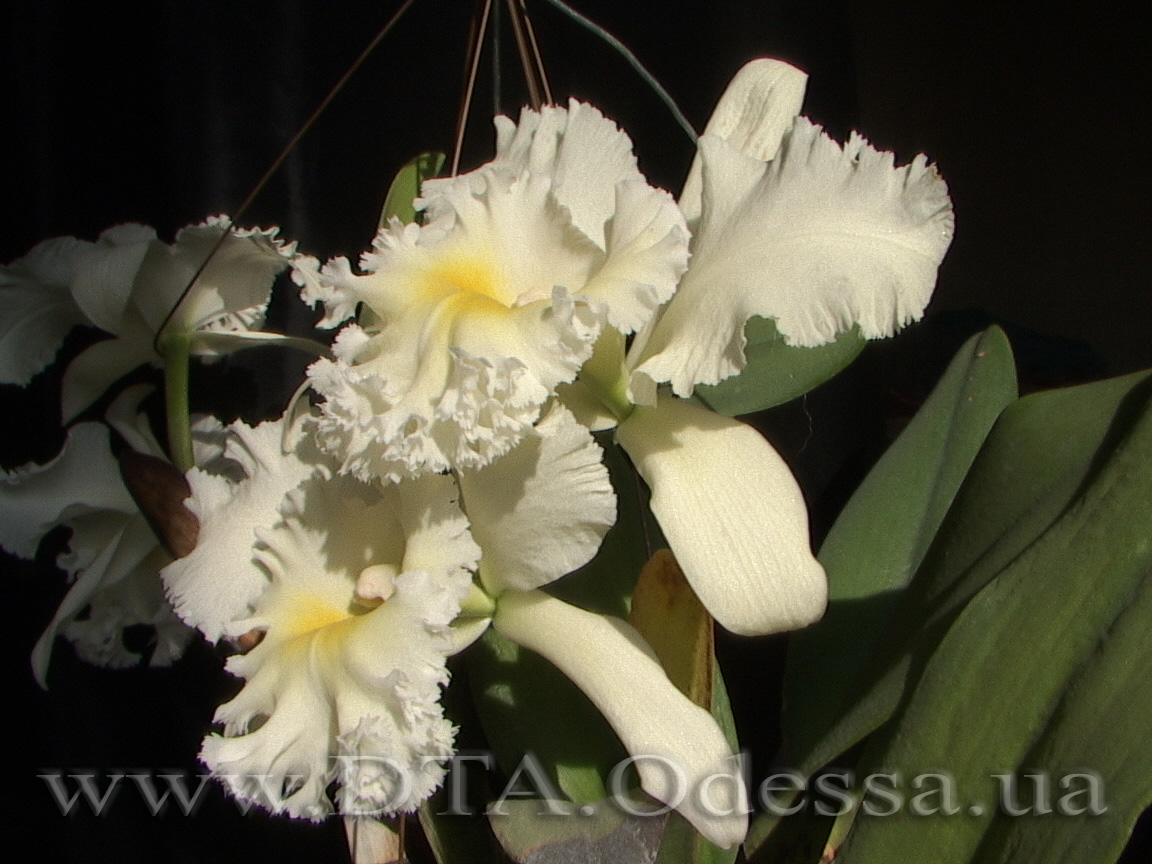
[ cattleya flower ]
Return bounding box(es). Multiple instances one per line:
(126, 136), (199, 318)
(163, 416), (481, 817)
(0, 385), (214, 684)
(164, 405), (746, 845)
(0, 217), (295, 421)
(294, 101), (688, 481)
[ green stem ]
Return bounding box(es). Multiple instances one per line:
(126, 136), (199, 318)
(458, 580), (497, 619)
(162, 334), (194, 472)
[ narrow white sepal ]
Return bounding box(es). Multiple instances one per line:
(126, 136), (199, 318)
(616, 395), (827, 636)
(679, 58), (809, 223)
(493, 590), (748, 849)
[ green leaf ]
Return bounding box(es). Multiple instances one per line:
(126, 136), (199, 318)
(750, 362), (1152, 859)
(695, 317), (865, 416)
(781, 327), (1017, 765)
(970, 567), (1152, 864)
(379, 152), (446, 227)
(836, 375), (1152, 864)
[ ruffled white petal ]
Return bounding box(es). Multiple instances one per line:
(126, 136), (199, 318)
(633, 119), (953, 398)
(199, 472), (478, 818)
(0, 236), (89, 385)
(493, 590), (748, 849)
(616, 395), (827, 636)
(161, 419), (326, 642)
(134, 217), (292, 340)
(458, 403), (616, 595)
(679, 59), (808, 223)
(429, 100), (642, 250)
(34, 518), (193, 683)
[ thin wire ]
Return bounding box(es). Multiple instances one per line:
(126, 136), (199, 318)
(539, 0), (697, 142)
(153, 0), (421, 352)
(517, 0), (553, 104)
(504, 0), (546, 108)
(451, 0), (495, 177)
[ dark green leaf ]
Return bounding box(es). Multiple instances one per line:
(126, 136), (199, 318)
(970, 568), (1152, 864)
(836, 378), (1152, 864)
(695, 317), (865, 416)
(781, 326), (1017, 764)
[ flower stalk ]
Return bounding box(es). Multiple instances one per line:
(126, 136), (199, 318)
(161, 333), (194, 473)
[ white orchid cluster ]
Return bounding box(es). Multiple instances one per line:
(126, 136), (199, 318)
(0, 59), (952, 849)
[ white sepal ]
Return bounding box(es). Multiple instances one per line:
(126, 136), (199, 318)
(679, 58), (809, 223)
(493, 590), (748, 849)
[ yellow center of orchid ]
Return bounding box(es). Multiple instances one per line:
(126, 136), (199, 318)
(281, 592), (350, 639)
(421, 252), (516, 308)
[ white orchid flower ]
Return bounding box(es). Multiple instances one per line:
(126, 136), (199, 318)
(0, 385), (212, 685)
(0, 217), (297, 421)
(163, 417), (481, 819)
(295, 100), (688, 482)
(558, 58), (954, 637)
(453, 403), (749, 849)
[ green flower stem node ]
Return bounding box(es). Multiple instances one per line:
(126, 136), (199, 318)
(579, 327), (634, 422)
(459, 580), (498, 619)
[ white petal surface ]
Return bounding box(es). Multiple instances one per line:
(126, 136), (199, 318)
(634, 119), (953, 397)
(430, 99), (642, 250)
(200, 472), (477, 818)
(458, 404), (616, 595)
(493, 590), (748, 849)
(679, 59), (808, 223)
(70, 224), (155, 335)
(60, 338), (152, 422)
(161, 419), (324, 642)
(0, 423), (134, 559)
(135, 217), (291, 338)
(616, 395), (827, 635)
(0, 236), (89, 385)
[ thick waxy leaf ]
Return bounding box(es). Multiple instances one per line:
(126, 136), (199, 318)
(782, 327), (1016, 763)
(835, 381), (1152, 864)
(379, 152), (446, 227)
(970, 565), (1152, 864)
(695, 317), (865, 416)
(749, 361), (1152, 859)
